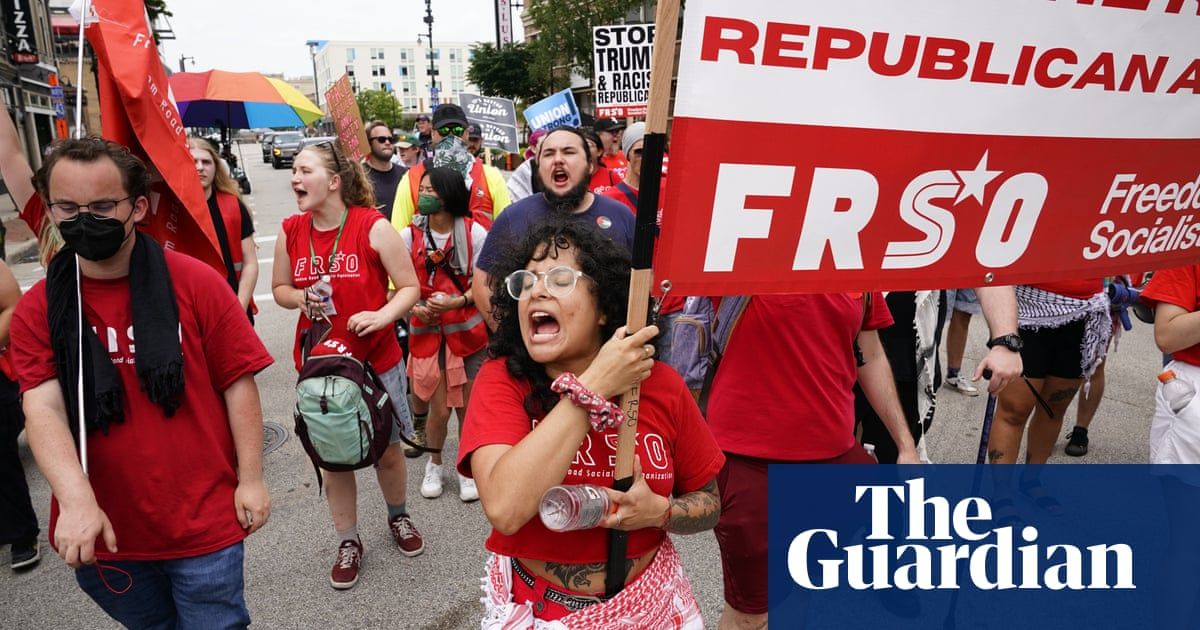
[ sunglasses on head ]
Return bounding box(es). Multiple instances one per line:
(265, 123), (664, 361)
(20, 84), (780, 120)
(437, 125), (466, 137)
(313, 141), (343, 172)
(371, 135), (396, 144)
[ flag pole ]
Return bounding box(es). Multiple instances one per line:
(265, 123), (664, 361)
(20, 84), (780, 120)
(606, 0), (680, 598)
(73, 0), (89, 139)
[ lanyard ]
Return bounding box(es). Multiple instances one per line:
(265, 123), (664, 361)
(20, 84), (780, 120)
(308, 210), (349, 274)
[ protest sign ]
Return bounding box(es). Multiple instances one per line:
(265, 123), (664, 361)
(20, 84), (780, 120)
(460, 93), (519, 152)
(655, 0), (1200, 296)
(324, 75), (368, 162)
(523, 89), (581, 132)
(593, 23), (654, 118)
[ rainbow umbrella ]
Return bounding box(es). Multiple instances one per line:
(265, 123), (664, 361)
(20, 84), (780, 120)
(169, 70), (323, 129)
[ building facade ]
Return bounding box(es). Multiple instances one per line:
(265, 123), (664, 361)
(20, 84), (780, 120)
(309, 39), (479, 115)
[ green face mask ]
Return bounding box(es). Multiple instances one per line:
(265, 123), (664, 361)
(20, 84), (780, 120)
(417, 193), (442, 216)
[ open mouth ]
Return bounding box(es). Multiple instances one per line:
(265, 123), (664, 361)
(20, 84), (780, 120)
(552, 168), (569, 186)
(294, 188), (308, 202)
(530, 311), (561, 341)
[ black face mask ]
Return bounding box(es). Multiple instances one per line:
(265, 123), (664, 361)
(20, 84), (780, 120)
(58, 211), (134, 261)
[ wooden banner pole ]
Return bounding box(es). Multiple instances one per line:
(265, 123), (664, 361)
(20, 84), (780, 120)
(606, 0), (681, 598)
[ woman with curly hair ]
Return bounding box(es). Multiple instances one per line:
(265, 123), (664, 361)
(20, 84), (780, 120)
(271, 141), (425, 590)
(458, 219), (723, 628)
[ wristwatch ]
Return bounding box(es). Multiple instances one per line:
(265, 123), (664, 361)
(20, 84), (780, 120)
(986, 333), (1024, 353)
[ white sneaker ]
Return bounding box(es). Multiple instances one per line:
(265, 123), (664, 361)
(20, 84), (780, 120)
(459, 474), (479, 502)
(420, 461), (443, 498)
(945, 374), (980, 396)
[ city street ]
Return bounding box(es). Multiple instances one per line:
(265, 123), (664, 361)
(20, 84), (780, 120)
(1, 145), (1163, 628)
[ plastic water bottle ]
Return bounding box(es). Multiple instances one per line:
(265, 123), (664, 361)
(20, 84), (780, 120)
(310, 275), (337, 316)
(539, 485), (611, 532)
(1159, 370), (1195, 414)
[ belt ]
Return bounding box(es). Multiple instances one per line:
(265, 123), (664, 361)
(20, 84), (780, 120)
(510, 558), (609, 613)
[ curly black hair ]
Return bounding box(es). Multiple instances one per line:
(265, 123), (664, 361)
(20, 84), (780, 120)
(487, 217), (633, 417)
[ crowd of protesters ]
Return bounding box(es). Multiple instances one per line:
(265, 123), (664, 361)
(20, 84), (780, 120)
(0, 85), (1196, 629)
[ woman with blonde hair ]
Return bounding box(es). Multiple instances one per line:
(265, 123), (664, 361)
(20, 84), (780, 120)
(271, 141), (425, 590)
(188, 137), (258, 318)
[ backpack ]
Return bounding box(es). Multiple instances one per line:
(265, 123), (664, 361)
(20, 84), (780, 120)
(662, 296), (751, 414)
(294, 326), (396, 481)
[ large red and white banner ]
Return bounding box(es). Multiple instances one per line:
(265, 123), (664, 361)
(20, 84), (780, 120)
(656, 0), (1200, 295)
(84, 0), (224, 275)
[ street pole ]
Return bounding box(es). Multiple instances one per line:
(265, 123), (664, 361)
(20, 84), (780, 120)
(178, 55), (194, 72)
(424, 0), (436, 109)
(306, 40), (321, 108)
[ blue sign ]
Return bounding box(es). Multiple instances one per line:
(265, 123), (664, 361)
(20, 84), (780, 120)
(50, 86), (63, 99)
(768, 465), (1200, 629)
(53, 101), (65, 117)
(523, 89), (581, 132)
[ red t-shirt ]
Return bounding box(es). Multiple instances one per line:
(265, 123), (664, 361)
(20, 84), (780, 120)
(21, 194), (47, 236)
(1142, 265), (1200, 366)
(601, 152), (628, 175)
(283, 206), (402, 372)
(457, 359), (724, 564)
(1028, 279), (1103, 300)
(588, 167), (620, 195)
(10, 251), (274, 561)
(706, 293), (893, 461)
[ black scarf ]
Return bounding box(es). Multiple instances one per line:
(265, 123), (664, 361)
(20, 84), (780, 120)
(46, 232), (184, 439)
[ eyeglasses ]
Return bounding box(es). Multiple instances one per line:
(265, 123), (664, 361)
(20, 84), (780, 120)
(437, 125), (466, 138)
(48, 196), (133, 219)
(313, 141), (343, 172)
(371, 135), (396, 145)
(504, 266), (589, 300)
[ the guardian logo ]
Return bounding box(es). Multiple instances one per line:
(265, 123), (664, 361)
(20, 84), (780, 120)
(787, 479), (1135, 591)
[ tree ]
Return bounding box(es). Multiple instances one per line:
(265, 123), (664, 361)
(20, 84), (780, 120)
(467, 42), (544, 101)
(355, 90), (404, 129)
(526, 0), (643, 89)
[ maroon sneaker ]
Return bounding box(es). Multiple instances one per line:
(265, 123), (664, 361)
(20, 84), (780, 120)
(388, 514), (425, 557)
(330, 539), (363, 590)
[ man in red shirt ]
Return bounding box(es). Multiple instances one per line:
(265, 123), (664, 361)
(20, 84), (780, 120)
(594, 117), (628, 175)
(12, 138), (273, 628)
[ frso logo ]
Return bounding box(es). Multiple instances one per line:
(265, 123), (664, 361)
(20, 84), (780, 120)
(705, 152), (1048, 272)
(787, 479), (1135, 591)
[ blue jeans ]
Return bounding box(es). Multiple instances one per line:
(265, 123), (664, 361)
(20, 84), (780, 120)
(75, 542), (249, 630)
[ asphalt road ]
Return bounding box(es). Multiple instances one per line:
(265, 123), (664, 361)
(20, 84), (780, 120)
(1, 145), (1163, 628)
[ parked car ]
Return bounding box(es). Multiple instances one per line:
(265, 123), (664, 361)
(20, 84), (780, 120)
(260, 132), (279, 163)
(270, 132), (305, 169)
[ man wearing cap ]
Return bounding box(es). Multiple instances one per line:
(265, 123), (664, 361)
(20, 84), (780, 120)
(394, 133), (422, 169)
(466, 124), (485, 159)
(363, 121), (406, 221)
(389, 104), (510, 231)
(416, 114), (434, 160)
(594, 117), (628, 174)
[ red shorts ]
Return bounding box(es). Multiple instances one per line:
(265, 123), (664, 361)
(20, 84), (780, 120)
(713, 446), (876, 615)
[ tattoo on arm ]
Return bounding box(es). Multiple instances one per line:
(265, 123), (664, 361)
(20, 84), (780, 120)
(542, 559), (633, 591)
(988, 449), (1005, 464)
(667, 478), (721, 535)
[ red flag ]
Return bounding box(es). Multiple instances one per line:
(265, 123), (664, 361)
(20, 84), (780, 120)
(83, 0), (223, 274)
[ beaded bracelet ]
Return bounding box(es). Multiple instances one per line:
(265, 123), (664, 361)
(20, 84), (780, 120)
(550, 372), (626, 432)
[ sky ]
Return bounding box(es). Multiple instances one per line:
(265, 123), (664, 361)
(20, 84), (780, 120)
(156, 0), (525, 78)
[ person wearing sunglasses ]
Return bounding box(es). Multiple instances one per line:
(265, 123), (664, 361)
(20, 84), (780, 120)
(272, 141), (426, 589)
(388, 104), (511, 233)
(458, 219), (722, 627)
(400, 167), (490, 502)
(472, 127), (636, 331)
(362, 121), (407, 221)
(582, 128), (620, 196)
